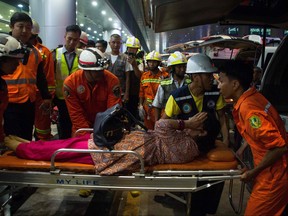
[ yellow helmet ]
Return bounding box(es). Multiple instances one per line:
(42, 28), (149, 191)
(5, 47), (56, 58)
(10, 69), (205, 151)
(167, 51), (187, 66)
(146, 50), (162, 61)
(126, 36), (141, 49)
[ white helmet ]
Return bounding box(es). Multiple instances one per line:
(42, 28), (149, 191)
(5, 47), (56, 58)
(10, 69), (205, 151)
(0, 33), (24, 58)
(167, 51), (187, 66)
(186, 53), (217, 74)
(78, 48), (108, 71)
(31, 19), (40, 35)
(80, 31), (88, 45)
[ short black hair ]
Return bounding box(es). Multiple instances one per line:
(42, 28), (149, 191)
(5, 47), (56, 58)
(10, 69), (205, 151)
(87, 39), (95, 47)
(10, 12), (32, 27)
(65, 25), (81, 36)
(219, 60), (253, 91)
(96, 39), (108, 49)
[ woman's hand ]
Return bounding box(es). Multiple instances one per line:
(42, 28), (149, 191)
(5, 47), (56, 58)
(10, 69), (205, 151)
(185, 112), (208, 130)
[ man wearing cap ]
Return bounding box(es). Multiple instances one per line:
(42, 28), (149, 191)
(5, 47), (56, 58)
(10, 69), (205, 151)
(29, 19), (55, 140)
(63, 48), (122, 136)
(139, 50), (169, 129)
(0, 33), (26, 148)
(52, 24), (82, 139)
(125, 36), (143, 120)
(163, 53), (229, 145)
(153, 51), (191, 120)
(77, 31), (88, 49)
(162, 53), (228, 215)
(3, 12), (51, 141)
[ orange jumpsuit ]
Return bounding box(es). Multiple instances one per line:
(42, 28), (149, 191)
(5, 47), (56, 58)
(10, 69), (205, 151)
(34, 42), (55, 140)
(233, 87), (288, 216)
(139, 70), (169, 129)
(63, 69), (122, 136)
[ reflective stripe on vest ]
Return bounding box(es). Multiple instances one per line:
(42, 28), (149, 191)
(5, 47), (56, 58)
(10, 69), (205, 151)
(3, 46), (39, 103)
(55, 47), (79, 99)
(141, 78), (161, 84)
(5, 79), (37, 84)
(264, 102), (271, 113)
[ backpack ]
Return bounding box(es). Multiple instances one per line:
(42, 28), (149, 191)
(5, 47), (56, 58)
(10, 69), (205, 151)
(93, 104), (147, 150)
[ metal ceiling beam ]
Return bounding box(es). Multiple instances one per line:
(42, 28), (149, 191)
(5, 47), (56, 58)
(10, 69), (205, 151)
(105, 0), (149, 51)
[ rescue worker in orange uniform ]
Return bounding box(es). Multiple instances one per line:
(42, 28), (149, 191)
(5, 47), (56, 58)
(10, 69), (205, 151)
(63, 48), (122, 136)
(77, 31), (88, 49)
(139, 51), (169, 129)
(0, 34), (26, 148)
(30, 19), (55, 140)
(217, 61), (288, 216)
(3, 12), (51, 141)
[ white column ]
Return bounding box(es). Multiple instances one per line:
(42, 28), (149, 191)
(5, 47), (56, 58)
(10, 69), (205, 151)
(30, 0), (76, 49)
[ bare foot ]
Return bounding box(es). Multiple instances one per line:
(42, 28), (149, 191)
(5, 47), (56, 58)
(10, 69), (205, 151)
(4, 136), (22, 151)
(9, 135), (29, 143)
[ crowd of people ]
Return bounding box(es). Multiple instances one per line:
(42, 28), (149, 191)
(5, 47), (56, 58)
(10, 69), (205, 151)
(0, 11), (287, 216)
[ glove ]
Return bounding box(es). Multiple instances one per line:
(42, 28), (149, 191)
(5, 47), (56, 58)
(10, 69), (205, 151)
(138, 105), (145, 121)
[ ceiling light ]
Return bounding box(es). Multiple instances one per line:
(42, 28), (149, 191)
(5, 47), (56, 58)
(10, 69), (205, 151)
(97, 38), (99, 40)
(17, 4), (23, 8)
(122, 30), (125, 33)
(99, 33), (102, 36)
(9, 10), (15, 13)
(101, 10), (106, 15)
(80, 23), (84, 27)
(92, 1), (98, 6)
(0, 28), (2, 31)
(94, 31), (97, 33)
(108, 18), (113, 21)
(87, 27), (91, 31)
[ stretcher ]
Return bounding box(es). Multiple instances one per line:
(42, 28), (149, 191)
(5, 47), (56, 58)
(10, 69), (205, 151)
(0, 140), (245, 215)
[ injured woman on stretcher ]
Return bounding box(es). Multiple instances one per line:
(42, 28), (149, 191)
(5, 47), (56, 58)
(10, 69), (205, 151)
(4, 112), (221, 175)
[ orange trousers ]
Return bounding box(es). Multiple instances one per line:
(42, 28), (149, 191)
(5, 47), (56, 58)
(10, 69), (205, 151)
(244, 173), (288, 216)
(143, 104), (156, 130)
(34, 92), (52, 140)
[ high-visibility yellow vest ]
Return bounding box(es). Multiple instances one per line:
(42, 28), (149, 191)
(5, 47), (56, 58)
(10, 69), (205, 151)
(54, 47), (81, 99)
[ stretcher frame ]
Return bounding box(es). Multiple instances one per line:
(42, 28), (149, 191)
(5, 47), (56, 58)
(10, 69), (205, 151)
(0, 147), (245, 215)
(0, 128), (246, 215)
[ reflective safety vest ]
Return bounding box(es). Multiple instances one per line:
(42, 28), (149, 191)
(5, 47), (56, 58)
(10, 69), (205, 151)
(3, 46), (41, 103)
(160, 77), (191, 107)
(172, 85), (220, 120)
(107, 53), (128, 93)
(55, 47), (80, 99)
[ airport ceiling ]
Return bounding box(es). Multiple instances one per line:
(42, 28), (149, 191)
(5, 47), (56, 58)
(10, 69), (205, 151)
(1, 0), (287, 52)
(76, 0), (132, 42)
